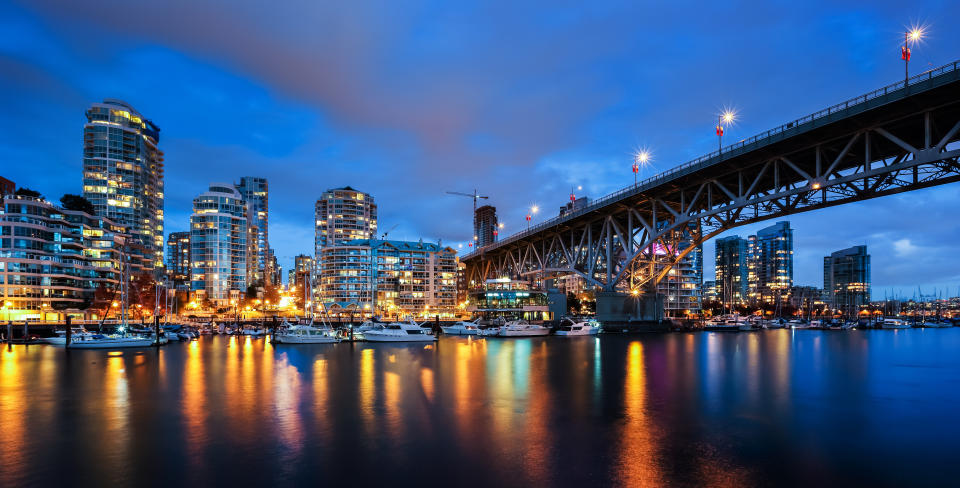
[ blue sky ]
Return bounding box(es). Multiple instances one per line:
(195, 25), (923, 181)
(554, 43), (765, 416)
(2, 1), (960, 297)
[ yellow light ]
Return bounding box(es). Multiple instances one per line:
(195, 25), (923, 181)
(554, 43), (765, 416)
(636, 150), (651, 164)
(631, 289), (639, 296)
(112, 301), (119, 308)
(722, 111), (735, 124)
(812, 182), (821, 190)
(909, 28), (923, 41)
(531, 205), (539, 214)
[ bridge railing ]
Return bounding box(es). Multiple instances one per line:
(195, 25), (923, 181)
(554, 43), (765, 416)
(463, 59), (960, 260)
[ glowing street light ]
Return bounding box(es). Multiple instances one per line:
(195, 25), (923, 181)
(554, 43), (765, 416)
(902, 26), (925, 85)
(633, 150), (651, 186)
(717, 110), (735, 153)
(526, 205), (538, 231)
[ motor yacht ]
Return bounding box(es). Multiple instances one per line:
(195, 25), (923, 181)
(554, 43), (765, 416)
(273, 324), (341, 344)
(241, 326), (267, 337)
(497, 320), (550, 337)
(67, 334), (156, 349)
(441, 319), (481, 335)
(555, 317), (601, 336)
(703, 316), (743, 332)
(880, 318), (912, 329)
(363, 318), (436, 342)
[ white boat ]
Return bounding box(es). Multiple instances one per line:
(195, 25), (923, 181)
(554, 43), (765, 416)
(922, 321), (952, 328)
(476, 326), (501, 336)
(498, 320), (550, 337)
(555, 318), (601, 336)
(67, 334), (156, 349)
(241, 327), (267, 337)
(704, 316), (743, 332)
(43, 328), (93, 345)
(273, 324), (341, 344)
(441, 319), (481, 335)
(363, 318), (436, 342)
(881, 318), (912, 329)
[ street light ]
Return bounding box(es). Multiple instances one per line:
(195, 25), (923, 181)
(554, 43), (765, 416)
(717, 110), (735, 153)
(902, 26), (924, 85)
(633, 150), (651, 186)
(526, 205), (539, 231)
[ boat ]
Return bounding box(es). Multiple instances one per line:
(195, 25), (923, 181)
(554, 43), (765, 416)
(498, 320), (550, 337)
(922, 320), (953, 328)
(555, 317), (601, 336)
(67, 334), (156, 349)
(241, 327), (267, 337)
(363, 318), (436, 342)
(43, 327), (92, 345)
(441, 319), (481, 335)
(703, 316), (743, 332)
(476, 326), (501, 336)
(273, 324), (341, 344)
(880, 318), (912, 329)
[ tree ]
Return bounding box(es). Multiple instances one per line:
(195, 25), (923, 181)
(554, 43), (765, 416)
(60, 194), (95, 214)
(14, 187), (42, 198)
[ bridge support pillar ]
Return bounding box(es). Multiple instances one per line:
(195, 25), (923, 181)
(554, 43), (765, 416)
(595, 291), (665, 328)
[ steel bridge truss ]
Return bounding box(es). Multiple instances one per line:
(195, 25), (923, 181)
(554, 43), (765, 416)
(468, 102), (960, 292)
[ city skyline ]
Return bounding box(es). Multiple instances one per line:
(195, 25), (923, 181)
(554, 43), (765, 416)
(3, 2), (960, 292)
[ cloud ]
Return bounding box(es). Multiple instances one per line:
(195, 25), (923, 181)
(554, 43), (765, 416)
(892, 239), (919, 256)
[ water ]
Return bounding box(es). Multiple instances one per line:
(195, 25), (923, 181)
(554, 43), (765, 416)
(1, 329), (959, 487)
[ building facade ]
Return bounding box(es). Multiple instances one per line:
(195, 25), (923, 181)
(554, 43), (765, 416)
(823, 245), (871, 312)
(189, 184), (248, 306)
(474, 205), (498, 248)
(314, 187), (377, 252)
(658, 241), (703, 317)
(165, 231), (190, 290)
(0, 194), (143, 320)
(715, 235), (749, 307)
(82, 99), (164, 272)
(292, 254), (314, 307)
(235, 177), (269, 285)
(748, 221), (794, 302)
(318, 239), (457, 318)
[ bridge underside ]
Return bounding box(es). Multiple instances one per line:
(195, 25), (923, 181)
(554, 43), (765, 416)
(464, 78), (960, 294)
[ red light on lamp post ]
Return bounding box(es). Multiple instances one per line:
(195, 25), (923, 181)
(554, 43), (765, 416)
(717, 111), (735, 154)
(903, 27), (923, 86)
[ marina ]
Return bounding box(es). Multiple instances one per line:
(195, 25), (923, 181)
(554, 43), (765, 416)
(2, 328), (960, 486)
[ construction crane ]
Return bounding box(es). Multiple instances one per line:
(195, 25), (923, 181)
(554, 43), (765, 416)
(380, 224), (398, 240)
(446, 190), (489, 241)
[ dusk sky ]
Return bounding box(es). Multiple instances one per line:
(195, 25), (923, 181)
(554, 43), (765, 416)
(3, 1), (959, 296)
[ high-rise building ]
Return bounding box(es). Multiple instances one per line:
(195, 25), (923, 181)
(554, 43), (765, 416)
(715, 236), (749, 307)
(189, 183), (247, 306)
(165, 231), (190, 290)
(748, 221), (793, 302)
(658, 242), (703, 317)
(314, 187), (377, 252)
(235, 177), (269, 285)
(1, 193), (145, 320)
(823, 245), (871, 312)
(0, 176), (14, 197)
(474, 205), (498, 248)
(82, 99), (164, 272)
(318, 239), (457, 318)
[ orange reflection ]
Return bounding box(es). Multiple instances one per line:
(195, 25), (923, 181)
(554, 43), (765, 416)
(0, 346), (24, 479)
(384, 370), (401, 440)
(313, 358), (329, 433)
(420, 367), (434, 403)
(359, 348), (375, 435)
(182, 340), (206, 463)
(618, 341), (662, 486)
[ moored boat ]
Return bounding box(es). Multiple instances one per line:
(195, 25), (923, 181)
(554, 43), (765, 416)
(363, 318), (436, 342)
(274, 324), (341, 344)
(67, 334), (156, 349)
(555, 317), (601, 336)
(441, 319), (481, 335)
(497, 320), (550, 337)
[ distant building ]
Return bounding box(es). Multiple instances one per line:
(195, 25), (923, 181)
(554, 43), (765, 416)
(1, 193), (145, 320)
(748, 221), (793, 302)
(189, 183), (248, 306)
(318, 239), (457, 318)
(165, 231), (190, 290)
(82, 99), (164, 272)
(658, 241), (703, 318)
(715, 236), (749, 306)
(789, 285), (824, 310)
(292, 254), (314, 307)
(823, 245), (871, 312)
(0, 176), (14, 197)
(474, 205), (498, 248)
(235, 177), (269, 285)
(559, 196), (590, 217)
(703, 280), (718, 302)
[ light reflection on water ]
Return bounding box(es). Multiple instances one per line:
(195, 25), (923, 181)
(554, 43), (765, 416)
(1, 330), (960, 486)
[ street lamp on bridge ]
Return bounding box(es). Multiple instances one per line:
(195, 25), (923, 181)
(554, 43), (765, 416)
(633, 150), (651, 186)
(717, 110), (735, 153)
(526, 205), (539, 231)
(902, 26), (924, 86)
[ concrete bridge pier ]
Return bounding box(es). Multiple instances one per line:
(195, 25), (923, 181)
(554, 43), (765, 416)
(595, 291), (666, 330)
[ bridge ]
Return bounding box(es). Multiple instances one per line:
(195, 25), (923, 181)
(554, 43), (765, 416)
(461, 59), (960, 321)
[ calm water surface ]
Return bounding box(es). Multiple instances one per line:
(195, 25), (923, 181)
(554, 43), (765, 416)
(2, 329), (959, 487)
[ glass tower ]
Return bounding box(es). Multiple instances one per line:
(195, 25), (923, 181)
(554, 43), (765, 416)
(235, 177), (269, 285)
(189, 183), (247, 306)
(82, 99), (164, 272)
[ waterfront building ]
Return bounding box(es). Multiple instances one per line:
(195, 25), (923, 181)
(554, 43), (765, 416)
(318, 239), (456, 318)
(82, 99), (164, 272)
(189, 183), (247, 307)
(165, 231), (190, 290)
(789, 285), (825, 312)
(823, 245), (871, 312)
(0, 193), (145, 320)
(703, 280), (718, 302)
(267, 248), (281, 286)
(235, 177), (269, 285)
(748, 221), (794, 303)
(559, 196), (591, 217)
(292, 254), (314, 306)
(657, 242), (703, 318)
(0, 176), (13, 197)
(474, 205), (498, 248)
(314, 186), (377, 251)
(466, 278), (552, 321)
(715, 236), (749, 307)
